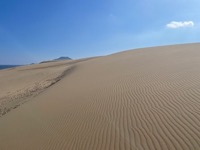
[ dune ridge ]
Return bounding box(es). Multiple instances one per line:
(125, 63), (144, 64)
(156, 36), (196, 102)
(0, 43), (200, 149)
(0, 57), (96, 117)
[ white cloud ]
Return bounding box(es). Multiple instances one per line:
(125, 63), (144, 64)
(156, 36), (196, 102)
(166, 21), (194, 29)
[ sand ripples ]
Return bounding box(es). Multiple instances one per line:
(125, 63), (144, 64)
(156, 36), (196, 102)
(1, 44), (200, 149)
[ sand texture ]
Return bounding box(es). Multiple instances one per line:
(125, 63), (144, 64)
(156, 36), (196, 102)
(1, 43), (200, 149)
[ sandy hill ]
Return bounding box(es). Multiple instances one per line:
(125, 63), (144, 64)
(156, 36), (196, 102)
(0, 43), (200, 150)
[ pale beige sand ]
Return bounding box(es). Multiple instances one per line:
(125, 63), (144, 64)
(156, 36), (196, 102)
(0, 60), (77, 116)
(1, 43), (200, 149)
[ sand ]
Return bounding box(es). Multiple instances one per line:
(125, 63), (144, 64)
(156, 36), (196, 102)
(0, 43), (200, 150)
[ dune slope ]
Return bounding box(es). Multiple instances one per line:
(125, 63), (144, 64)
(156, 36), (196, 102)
(1, 43), (200, 150)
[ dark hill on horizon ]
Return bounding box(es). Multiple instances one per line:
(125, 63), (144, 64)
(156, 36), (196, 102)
(54, 57), (72, 61)
(40, 56), (72, 64)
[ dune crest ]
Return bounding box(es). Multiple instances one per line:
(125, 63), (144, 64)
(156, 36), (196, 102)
(0, 59), (80, 117)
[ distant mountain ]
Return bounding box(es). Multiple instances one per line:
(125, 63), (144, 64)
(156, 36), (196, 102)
(40, 56), (72, 64)
(54, 57), (72, 61)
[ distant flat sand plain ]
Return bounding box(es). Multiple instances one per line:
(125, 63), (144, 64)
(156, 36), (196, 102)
(1, 43), (200, 150)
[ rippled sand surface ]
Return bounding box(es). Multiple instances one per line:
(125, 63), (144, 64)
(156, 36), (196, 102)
(1, 43), (200, 150)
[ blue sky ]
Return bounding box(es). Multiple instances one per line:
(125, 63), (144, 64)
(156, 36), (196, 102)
(0, 0), (200, 64)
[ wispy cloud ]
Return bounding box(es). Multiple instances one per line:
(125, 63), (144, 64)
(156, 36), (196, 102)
(166, 21), (194, 29)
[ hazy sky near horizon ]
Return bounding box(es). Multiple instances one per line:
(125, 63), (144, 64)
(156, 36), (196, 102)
(0, 0), (200, 64)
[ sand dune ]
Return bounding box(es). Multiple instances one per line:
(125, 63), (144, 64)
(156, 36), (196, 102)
(1, 43), (200, 149)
